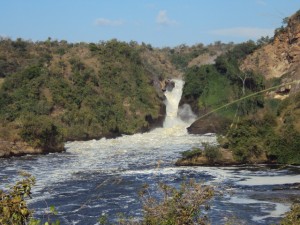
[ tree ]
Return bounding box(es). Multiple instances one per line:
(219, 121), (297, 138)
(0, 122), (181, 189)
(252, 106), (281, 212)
(20, 115), (64, 151)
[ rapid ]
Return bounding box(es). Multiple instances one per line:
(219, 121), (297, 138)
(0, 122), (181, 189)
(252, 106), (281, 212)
(0, 79), (300, 225)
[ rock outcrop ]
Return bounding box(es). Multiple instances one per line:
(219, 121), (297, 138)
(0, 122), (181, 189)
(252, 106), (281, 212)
(187, 114), (231, 135)
(0, 140), (64, 158)
(175, 148), (270, 166)
(241, 11), (300, 92)
(175, 148), (239, 166)
(161, 79), (175, 92)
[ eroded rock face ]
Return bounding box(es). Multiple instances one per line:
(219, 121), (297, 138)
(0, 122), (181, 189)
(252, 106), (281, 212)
(0, 140), (64, 158)
(143, 102), (166, 132)
(161, 79), (175, 92)
(241, 11), (300, 84)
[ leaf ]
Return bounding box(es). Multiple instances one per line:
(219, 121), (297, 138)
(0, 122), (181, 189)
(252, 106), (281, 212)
(50, 205), (58, 215)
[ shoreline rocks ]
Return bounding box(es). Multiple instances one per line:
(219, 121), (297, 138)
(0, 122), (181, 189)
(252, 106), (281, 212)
(0, 140), (65, 158)
(175, 148), (272, 167)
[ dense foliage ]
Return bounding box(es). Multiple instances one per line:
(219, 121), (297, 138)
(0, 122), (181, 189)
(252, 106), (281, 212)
(182, 41), (264, 117)
(223, 86), (300, 164)
(182, 39), (300, 164)
(0, 38), (166, 151)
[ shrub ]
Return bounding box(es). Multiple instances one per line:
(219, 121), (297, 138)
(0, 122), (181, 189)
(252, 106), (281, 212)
(280, 204), (300, 225)
(20, 115), (64, 151)
(140, 180), (214, 225)
(0, 172), (35, 225)
(0, 173), (60, 225)
(181, 147), (202, 159)
(203, 143), (222, 163)
(226, 118), (270, 162)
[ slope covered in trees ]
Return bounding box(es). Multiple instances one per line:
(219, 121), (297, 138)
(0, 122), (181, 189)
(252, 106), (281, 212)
(0, 39), (171, 156)
(179, 10), (300, 165)
(0, 36), (232, 157)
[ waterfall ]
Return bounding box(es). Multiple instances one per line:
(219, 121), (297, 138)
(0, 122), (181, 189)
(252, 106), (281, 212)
(0, 79), (297, 225)
(163, 79), (196, 128)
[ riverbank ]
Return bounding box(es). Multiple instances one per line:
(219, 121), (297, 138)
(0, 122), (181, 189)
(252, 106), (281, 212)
(175, 147), (272, 167)
(0, 139), (65, 158)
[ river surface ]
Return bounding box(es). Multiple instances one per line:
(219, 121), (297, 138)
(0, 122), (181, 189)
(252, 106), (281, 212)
(1, 80), (300, 225)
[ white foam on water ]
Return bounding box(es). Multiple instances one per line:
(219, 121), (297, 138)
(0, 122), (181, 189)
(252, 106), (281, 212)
(252, 203), (291, 221)
(237, 174), (300, 186)
(1, 79), (300, 225)
(228, 196), (291, 221)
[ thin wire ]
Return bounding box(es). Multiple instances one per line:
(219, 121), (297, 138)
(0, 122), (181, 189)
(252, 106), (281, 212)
(197, 80), (300, 120)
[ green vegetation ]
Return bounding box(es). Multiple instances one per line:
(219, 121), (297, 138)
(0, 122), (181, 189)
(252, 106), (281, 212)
(0, 38), (167, 153)
(180, 147), (202, 159)
(203, 143), (221, 163)
(169, 42), (233, 71)
(182, 39), (300, 165)
(179, 143), (222, 164)
(2, 174), (213, 225)
(20, 115), (64, 151)
(169, 44), (209, 70)
(0, 172), (35, 225)
(281, 204), (300, 225)
(140, 180), (214, 225)
(225, 93), (300, 164)
(0, 173), (59, 225)
(226, 112), (274, 162)
(182, 41), (264, 118)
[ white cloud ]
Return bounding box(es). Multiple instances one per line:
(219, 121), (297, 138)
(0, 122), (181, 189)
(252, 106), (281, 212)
(209, 27), (274, 39)
(156, 10), (177, 26)
(95, 18), (124, 26)
(256, 0), (267, 6)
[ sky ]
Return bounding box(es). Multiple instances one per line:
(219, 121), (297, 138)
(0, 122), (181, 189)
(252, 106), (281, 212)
(0, 0), (299, 47)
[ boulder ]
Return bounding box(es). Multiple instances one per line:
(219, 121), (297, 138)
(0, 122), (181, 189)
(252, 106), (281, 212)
(187, 113), (231, 135)
(161, 79), (175, 92)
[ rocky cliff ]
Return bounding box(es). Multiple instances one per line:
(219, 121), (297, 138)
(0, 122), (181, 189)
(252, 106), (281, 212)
(241, 11), (300, 89)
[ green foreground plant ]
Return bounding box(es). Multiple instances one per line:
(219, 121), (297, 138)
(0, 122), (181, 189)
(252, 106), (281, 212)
(0, 172), (35, 225)
(1, 173), (299, 225)
(280, 203), (300, 225)
(0, 172), (59, 225)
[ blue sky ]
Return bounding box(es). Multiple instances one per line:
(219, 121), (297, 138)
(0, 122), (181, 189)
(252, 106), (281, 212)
(0, 0), (299, 47)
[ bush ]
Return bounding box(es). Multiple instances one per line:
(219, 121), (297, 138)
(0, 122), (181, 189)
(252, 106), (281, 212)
(181, 147), (202, 159)
(140, 180), (214, 225)
(226, 118), (272, 162)
(203, 143), (221, 163)
(20, 115), (64, 151)
(0, 173), (60, 225)
(280, 204), (300, 225)
(0, 172), (35, 225)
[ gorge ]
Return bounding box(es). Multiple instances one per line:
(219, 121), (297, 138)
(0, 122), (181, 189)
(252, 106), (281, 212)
(0, 80), (299, 224)
(1, 8), (300, 225)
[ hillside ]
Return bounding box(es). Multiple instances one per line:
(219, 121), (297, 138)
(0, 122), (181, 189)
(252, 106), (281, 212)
(0, 39), (175, 157)
(241, 10), (300, 93)
(0, 37), (231, 157)
(180, 9), (300, 165)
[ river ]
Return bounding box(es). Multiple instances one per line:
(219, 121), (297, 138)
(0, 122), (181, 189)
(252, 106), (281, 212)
(0, 79), (300, 225)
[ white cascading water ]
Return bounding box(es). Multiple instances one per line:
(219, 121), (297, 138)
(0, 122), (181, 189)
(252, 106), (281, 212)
(163, 79), (188, 128)
(0, 79), (299, 225)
